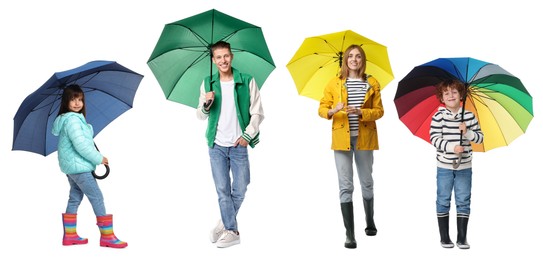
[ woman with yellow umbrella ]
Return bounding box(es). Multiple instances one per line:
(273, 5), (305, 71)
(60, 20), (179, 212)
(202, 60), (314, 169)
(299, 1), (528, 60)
(318, 44), (384, 249)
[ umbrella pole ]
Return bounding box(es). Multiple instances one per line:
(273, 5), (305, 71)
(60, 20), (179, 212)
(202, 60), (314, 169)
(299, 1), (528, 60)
(452, 85), (468, 169)
(203, 48), (213, 109)
(337, 53), (343, 102)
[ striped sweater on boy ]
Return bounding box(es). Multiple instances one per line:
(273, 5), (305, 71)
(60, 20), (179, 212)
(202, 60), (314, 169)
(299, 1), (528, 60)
(429, 107), (484, 170)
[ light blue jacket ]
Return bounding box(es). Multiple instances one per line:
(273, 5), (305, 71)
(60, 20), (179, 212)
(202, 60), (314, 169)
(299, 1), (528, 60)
(52, 112), (103, 174)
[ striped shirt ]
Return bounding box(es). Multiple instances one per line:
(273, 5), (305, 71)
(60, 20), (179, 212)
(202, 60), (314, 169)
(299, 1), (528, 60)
(430, 107), (484, 170)
(346, 78), (368, 136)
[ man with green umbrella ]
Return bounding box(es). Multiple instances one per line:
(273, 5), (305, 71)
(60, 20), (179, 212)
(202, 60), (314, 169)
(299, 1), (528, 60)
(196, 40), (264, 248)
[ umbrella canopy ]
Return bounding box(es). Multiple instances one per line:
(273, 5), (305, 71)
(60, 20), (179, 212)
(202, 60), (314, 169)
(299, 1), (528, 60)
(13, 60), (144, 156)
(394, 57), (533, 152)
(286, 30), (394, 101)
(147, 9), (275, 108)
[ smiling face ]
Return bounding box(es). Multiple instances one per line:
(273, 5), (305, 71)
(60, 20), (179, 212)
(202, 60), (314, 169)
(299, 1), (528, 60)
(340, 45), (367, 79)
(58, 84), (86, 117)
(212, 47), (233, 75)
(435, 79), (465, 113)
(441, 86), (461, 111)
(347, 48), (363, 72)
(68, 95), (84, 113)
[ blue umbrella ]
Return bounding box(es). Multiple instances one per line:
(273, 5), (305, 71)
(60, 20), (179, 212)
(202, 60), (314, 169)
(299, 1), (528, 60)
(12, 60), (144, 177)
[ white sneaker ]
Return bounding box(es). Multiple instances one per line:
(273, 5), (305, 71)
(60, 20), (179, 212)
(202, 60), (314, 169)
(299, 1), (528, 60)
(209, 220), (224, 243)
(216, 230), (240, 248)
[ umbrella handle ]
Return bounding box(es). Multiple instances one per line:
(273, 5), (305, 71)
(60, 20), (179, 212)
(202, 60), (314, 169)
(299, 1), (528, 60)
(92, 142), (110, 180)
(203, 98), (214, 110)
(452, 157), (461, 169)
(452, 129), (465, 169)
(204, 100), (212, 109)
(92, 164), (110, 180)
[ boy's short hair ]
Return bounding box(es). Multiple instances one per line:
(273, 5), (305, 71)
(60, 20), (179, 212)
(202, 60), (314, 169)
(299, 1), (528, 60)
(435, 79), (467, 101)
(211, 40), (231, 56)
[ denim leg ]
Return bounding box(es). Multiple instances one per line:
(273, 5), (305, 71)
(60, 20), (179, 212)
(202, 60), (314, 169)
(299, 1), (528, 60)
(66, 172), (106, 216)
(453, 168), (472, 215)
(209, 144), (249, 231)
(334, 149), (354, 203)
(354, 149), (374, 200)
(230, 145), (250, 225)
(66, 175), (84, 214)
(436, 167), (454, 214)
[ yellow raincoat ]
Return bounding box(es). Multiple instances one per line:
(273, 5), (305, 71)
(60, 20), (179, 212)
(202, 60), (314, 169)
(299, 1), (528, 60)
(318, 76), (384, 151)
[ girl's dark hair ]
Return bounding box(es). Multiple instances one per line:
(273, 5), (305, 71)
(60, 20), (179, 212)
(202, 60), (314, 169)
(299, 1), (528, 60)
(58, 84), (86, 117)
(435, 79), (467, 102)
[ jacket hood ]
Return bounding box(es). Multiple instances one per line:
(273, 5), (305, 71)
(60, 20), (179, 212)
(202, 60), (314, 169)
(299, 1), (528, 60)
(52, 112), (85, 136)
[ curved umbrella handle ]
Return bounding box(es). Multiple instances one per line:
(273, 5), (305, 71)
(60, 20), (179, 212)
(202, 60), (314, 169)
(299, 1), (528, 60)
(452, 157), (461, 169)
(203, 99), (213, 110)
(92, 142), (110, 180)
(92, 164), (110, 180)
(452, 128), (465, 169)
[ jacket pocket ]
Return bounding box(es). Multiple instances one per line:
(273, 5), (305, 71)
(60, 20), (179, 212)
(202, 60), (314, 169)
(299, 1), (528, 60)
(332, 121), (345, 130)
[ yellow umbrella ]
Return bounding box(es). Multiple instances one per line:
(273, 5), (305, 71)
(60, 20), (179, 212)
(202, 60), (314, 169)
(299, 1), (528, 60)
(287, 30), (394, 101)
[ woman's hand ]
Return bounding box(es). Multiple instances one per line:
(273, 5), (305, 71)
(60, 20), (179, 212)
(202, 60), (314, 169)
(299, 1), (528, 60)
(328, 102), (344, 116)
(346, 105), (361, 115)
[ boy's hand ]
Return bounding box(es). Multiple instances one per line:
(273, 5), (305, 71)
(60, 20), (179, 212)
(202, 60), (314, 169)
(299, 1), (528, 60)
(454, 145), (464, 154)
(204, 91), (215, 110)
(459, 122), (467, 134)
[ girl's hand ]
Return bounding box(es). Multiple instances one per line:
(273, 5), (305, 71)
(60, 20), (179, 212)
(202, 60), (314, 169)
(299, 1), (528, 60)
(102, 156), (109, 166)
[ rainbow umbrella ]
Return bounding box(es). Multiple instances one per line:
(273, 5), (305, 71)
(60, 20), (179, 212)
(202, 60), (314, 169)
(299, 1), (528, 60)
(394, 57), (533, 152)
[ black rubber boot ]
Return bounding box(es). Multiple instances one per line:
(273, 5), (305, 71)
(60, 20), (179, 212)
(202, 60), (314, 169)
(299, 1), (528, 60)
(340, 202), (357, 249)
(363, 198), (377, 236)
(456, 214), (470, 249)
(437, 213), (454, 248)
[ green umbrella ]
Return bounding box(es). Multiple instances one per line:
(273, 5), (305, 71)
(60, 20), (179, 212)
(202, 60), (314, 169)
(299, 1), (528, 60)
(147, 9), (275, 108)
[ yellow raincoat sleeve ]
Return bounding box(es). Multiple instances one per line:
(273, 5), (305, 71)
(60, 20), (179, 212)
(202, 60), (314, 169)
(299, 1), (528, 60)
(360, 76), (384, 121)
(318, 78), (342, 120)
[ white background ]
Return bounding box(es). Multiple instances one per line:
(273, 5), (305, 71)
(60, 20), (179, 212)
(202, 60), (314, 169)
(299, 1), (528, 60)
(1, 0), (541, 259)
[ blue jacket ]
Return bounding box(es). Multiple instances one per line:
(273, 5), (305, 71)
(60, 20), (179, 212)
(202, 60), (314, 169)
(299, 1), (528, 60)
(52, 112), (103, 174)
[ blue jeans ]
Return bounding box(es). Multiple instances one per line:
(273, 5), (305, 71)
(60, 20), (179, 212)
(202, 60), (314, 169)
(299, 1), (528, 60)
(66, 172), (106, 216)
(334, 136), (374, 203)
(436, 167), (472, 215)
(209, 144), (250, 231)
